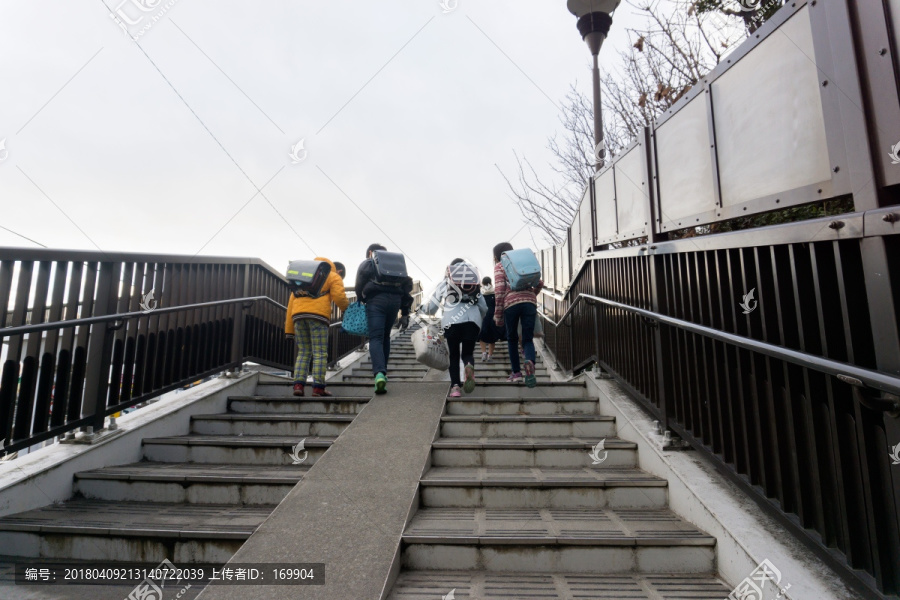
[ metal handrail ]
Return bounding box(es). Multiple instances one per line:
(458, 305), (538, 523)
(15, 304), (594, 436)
(0, 296), (287, 337)
(539, 291), (900, 397)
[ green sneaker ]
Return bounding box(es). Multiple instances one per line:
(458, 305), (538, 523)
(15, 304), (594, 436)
(374, 372), (387, 395)
(463, 363), (476, 394)
(523, 360), (537, 389)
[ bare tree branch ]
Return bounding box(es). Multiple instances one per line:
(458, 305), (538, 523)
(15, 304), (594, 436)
(499, 0), (779, 245)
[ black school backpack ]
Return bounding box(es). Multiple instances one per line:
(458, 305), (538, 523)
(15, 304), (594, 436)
(286, 260), (331, 298)
(372, 251), (408, 286)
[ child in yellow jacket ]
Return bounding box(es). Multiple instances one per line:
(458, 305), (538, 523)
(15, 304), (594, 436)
(285, 257), (349, 397)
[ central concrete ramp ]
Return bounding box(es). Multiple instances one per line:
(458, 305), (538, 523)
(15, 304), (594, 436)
(199, 381), (448, 600)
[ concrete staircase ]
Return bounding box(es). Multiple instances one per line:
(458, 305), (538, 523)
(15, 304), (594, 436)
(0, 328), (738, 598)
(344, 329), (552, 384)
(0, 377), (373, 564)
(387, 340), (732, 599)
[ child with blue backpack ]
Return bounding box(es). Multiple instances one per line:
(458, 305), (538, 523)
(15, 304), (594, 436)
(493, 242), (543, 388)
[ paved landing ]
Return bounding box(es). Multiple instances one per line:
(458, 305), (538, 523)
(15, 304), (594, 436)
(198, 382), (449, 600)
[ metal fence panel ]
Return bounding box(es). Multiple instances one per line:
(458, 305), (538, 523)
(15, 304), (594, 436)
(578, 184), (594, 256)
(594, 167), (617, 243)
(554, 244), (564, 292)
(614, 141), (650, 240)
(571, 202), (584, 272)
(656, 91), (717, 227)
(713, 5), (832, 211)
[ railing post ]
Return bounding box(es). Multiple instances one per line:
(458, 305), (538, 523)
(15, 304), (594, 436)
(81, 261), (118, 433)
(649, 253), (670, 430)
(552, 309), (560, 370)
(229, 264), (251, 373)
(568, 312), (575, 372)
(593, 303), (600, 366)
(645, 117), (672, 430)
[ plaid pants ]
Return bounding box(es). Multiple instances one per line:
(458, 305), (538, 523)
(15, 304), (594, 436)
(293, 318), (329, 387)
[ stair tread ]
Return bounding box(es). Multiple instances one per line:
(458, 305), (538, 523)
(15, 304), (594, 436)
(228, 396), (369, 402)
(446, 396), (591, 401)
(254, 383), (373, 391)
(421, 466), (666, 487)
(432, 437), (636, 449)
(256, 381), (372, 387)
(403, 507), (716, 545)
(192, 414), (355, 422)
(143, 434), (335, 446)
(75, 462), (309, 484)
(0, 499), (271, 538)
(441, 415), (613, 422)
(388, 571), (731, 599)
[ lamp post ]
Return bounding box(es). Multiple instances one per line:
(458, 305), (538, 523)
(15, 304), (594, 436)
(567, 0), (620, 171)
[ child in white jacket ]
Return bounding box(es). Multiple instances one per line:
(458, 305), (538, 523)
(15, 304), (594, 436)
(423, 259), (488, 397)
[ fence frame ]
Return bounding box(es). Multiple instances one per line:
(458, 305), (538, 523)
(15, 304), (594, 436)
(536, 0), (900, 596)
(0, 249), (372, 456)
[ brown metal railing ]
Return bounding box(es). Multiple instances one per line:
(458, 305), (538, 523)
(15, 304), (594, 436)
(0, 249), (368, 455)
(539, 220), (900, 599)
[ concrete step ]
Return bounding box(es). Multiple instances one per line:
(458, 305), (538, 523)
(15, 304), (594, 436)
(446, 382), (588, 399)
(254, 381), (374, 397)
(383, 344), (532, 352)
(142, 434), (334, 465)
(191, 413), (354, 437)
(351, 368), (428, 377)
(342, 374), (553, 383)
(361, 352), (544, 361)
(431, 438), (637, 468)
(343, 375), (426, 382)
(74, 463), (306, 505)
(228, 396), (369, 414)
(420, 467), (667, 509)
(446, 398), (598, 416)
(0, 499), (270, 563)
(440, 415), (615, 438)
(400, 508), (716, 574)
(377, 353), (544, 364)
(357, 364), (549, 375)
(387, 571), (731, 599)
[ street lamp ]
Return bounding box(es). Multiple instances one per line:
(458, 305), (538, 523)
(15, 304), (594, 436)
(567, 0), (620, 170)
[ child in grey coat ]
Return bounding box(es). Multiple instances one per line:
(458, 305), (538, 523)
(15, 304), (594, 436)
(423, 259), (488, 397)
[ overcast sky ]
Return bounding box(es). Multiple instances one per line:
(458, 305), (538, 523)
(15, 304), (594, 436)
(1, 0), (658, 286)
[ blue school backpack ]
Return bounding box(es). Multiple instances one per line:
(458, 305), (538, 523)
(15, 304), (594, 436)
(500, 249), (542, 291)
(341, 302), (369, 337)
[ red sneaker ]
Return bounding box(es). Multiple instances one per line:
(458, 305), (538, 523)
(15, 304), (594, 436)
(293, 383), (305, 397)
(311, 388), (333, 397)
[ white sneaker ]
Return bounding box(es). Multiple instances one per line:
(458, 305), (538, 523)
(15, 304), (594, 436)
(481, 352), (488, 362)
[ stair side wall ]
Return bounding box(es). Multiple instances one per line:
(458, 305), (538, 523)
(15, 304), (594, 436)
(0, 373), (257, 518)
(582, 373), (866, 600)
